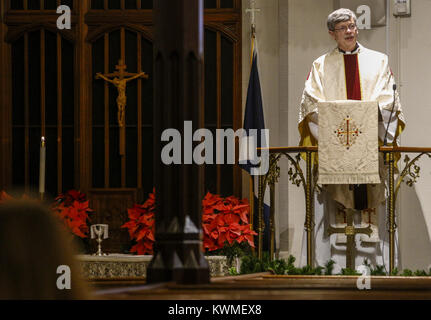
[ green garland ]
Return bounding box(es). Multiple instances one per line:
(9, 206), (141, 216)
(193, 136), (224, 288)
(237, 253), (431, 276)
(206, 241), (253, 266)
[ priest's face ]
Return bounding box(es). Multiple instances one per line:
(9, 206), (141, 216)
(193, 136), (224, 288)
(329, 18), (358, 52)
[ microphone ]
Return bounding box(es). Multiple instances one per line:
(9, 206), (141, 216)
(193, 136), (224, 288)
(383, 83), (397, 146)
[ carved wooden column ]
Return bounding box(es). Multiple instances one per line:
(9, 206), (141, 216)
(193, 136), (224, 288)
(146, 0), (210, 284)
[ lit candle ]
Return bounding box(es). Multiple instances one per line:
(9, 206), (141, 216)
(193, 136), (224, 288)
(39, 137), (46, 197)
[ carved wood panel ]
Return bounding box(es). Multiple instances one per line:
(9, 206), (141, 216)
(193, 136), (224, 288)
(0, 0), (242, 254)
(88, 188), (138, 253)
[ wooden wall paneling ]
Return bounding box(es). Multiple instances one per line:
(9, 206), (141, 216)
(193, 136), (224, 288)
(40, 29), (45, 138)
(24, 33), (29, 194)
(120, 26), (126, 188)
(0, 1), (4, 189)
(137, 34), (142, 189)
(0, 0), (11, 190)
(233, 21), (241, 197)
(88, 188), (137, 253)
(6, 26), (12, 190)
(103, 32), (109, 187)
(77, 0), (91, 192)
(0, 0), (242, 249)
(204, 11), (240, 24)
(57, 33), (63, 193)
(203, 6), (242, 197)
(216, 31), (221, 194)
(85, 11), (153, 26)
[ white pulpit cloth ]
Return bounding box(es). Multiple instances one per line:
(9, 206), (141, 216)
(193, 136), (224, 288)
(318, 100), (380, 185)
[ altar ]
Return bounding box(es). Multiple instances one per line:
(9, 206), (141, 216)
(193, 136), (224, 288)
(77, 254), (237, 280)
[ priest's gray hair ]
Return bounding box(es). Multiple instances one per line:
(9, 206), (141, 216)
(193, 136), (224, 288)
(327, 8), (357, 31)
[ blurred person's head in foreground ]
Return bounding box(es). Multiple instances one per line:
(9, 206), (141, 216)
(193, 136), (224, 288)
(0, 200), (88, 299)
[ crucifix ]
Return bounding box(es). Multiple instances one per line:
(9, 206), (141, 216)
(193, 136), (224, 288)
(96, 59), (149, 156)
(245, 0), (261, 38)
(327, 208), (373, 270)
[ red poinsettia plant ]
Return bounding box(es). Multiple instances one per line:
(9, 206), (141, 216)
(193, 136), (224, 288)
(121, 189), (156, 255)
(121, 190), (257, 257)
(52, 190), (93, 238)
(0, 191), (32, 202)
(0, 190), (13, 202)
(202, 192), (257, 252)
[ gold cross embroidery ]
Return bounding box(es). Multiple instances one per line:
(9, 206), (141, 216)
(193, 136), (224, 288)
(334, 116), (361, 149)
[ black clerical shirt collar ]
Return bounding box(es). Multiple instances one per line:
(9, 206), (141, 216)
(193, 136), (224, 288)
(338, 43), (360, 55)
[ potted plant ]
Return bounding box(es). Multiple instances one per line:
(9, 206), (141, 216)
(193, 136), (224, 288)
(52, 190), (94, 252)
(202, 192), (257, 274)
(121, 189), (156, 255)
(121, 190), (257, 276)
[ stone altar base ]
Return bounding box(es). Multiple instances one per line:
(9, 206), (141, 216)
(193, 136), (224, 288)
(77, 254), (237, 280)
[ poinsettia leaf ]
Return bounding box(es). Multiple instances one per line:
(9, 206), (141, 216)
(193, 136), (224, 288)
(121, 221), (134, 229)
(226, 233), (235, 245)
(229, 227), (242, 236)
(210, 230), (218, 239)
(130, 242), (147, 255)
(216, 215), (225, 226)
(135, 230), (146, 242)
(147, 231), (155, 242)
(242, 226), (258, 236)
(69, 220), (87, 238)
(245, 235), (256, 247)
(224, 213), (240, 225)
(0, 191), (14, 201)
(229, 222), (241, 229)
(202, 207), (212, 214)
(217, 233), (227, 248)
(202, 224), (211, 235)
(238, 210), (249, 224)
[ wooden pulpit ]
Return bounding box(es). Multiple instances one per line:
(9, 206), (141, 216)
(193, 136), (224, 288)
(256, 145), (431, 274)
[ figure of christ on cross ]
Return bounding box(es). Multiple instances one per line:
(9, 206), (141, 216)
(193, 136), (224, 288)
(96, 59), (149, 156)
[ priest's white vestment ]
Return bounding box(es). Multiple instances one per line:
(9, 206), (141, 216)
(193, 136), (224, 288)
(298, 43), (405, 272)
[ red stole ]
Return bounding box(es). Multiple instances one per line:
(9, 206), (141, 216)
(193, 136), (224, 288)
(343, 53), (368, 210)
(343, 54), (361, 100)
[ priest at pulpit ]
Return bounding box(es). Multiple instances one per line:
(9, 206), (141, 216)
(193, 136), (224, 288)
(298, 8), (406, 272)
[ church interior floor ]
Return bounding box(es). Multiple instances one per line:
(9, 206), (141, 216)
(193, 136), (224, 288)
(88, 273), (431, 300)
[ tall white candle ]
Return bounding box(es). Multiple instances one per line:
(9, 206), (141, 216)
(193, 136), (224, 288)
(39, 137), (46, 195)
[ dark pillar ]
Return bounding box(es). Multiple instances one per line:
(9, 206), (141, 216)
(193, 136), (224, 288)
(147, 0), (210, 284)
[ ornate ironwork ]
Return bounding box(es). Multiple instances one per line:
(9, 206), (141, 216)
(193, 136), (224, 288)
(388, 152), (395, 272)
(266, 153), (281, 186)
(283, 152), (306, 193)
(256, 150), (316, 264)
(254, 146), (431, 274)
(395, 153), (431, 201)
(266, 153), (281, 260)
